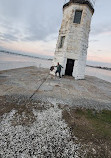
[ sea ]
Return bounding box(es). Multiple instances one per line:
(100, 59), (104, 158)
(0, 52), (111, 83)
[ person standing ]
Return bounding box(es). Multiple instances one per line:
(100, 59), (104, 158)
(55, 62), (63, 78)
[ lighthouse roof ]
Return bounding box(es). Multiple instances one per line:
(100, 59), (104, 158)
(63, 0), (94, 13)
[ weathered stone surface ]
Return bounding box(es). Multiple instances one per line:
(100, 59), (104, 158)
(63, 0), (94, 13)
(0, 67), (111, 110)
(53, 2), (93, 80)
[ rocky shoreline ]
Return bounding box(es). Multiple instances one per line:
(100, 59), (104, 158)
(87, 65), (111, 71)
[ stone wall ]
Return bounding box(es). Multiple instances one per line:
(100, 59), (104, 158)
(53, 3), (93, 79)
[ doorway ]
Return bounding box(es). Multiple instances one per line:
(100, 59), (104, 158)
(65, 59), (75, 76)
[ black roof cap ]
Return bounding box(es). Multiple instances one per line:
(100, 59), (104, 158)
(63, 0), (94, 13)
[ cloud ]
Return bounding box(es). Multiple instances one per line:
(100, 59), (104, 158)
(90, 0), (111, 36)
(0, 32), (18, 42)
(89, 39), (99, 43)
(0, 0), (111, 64)
(91, 23), (111, 36)
(0, 0), (110, 41)
(0, 0), (64, 42)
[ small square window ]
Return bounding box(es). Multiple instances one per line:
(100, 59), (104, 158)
(73, 10), (82, 24)
(59, 36), (65, 48)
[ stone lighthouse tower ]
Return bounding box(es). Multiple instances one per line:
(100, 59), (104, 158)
(53, 0), (94, 79)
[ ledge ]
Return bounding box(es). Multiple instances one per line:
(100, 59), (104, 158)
(63, 0), (94, 14)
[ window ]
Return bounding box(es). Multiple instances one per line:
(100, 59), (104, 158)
(73, 10), (82, 24)
(59, 36), (65, 48)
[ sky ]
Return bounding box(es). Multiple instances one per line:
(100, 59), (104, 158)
(0, 0), (111, 65)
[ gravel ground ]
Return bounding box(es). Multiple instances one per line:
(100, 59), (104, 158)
(0, 98), (83, 158)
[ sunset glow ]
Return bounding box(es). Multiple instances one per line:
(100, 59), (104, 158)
(0, 0), (111, 65)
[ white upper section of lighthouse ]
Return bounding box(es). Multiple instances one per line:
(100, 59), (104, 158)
(63, 0), (95, 14)
(53, 0), (94, 79)
(65, 0), (96, 7)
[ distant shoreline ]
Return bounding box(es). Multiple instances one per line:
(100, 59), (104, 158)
(86, 65), (111, 71)
(0, 50), (53, 61)
(0, 50), (111, 71)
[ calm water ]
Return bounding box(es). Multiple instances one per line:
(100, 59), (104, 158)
(0, 52), (111, 83)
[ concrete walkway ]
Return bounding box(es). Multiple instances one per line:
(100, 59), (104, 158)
(0, 66), (111, 110)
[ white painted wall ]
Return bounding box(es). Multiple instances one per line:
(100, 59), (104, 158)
(53, 3), (93, 79)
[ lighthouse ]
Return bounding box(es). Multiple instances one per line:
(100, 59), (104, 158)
(53, 0), (94, 79)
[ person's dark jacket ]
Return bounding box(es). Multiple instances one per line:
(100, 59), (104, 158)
(55, 64), (63, 72)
